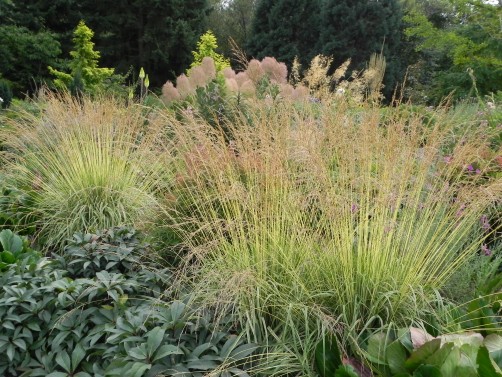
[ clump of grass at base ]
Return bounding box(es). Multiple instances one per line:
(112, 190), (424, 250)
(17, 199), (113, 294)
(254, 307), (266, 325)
(160, 100), (501, 374)
(1, 92), (168, 248)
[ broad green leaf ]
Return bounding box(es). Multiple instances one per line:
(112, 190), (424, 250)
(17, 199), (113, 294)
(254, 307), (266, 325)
(12, 338), (26, 351)
(127, 362), (152, 377)
(485, 334), (502, 368)
(128, 345), (148, 361)
(187, 359), (218, 370)
(152, 344), (182, 362)
(426, 343), (455, 367)
(367, 332), (391, 365)
(439, 347), (461, 377)
(74, 372), (92, 377)
(387, 340), (408, 374)
(3, 321), (15, 330)
(477, 346), (502, 377)
(458, 343), (480, 371)
(165, 364), (191, 377)
(170, 301), (186, 322)
(0, 251), (16, 264)
(146, 327), (165, 357)
(405, 339), (441, 371)
(315, 334), (343, 377)
(229, 343), (259, 360)
(413, 365), (442, 377)
(191, 343), (214, 358)
(27, 321), (41, 331)
(334, 364), (360, 377)
(0, 229), (23, 253)
(6, 344), (14, 362)
(220, 336), (239, 359)
(56, 350), (72, 373)
(71, 343), (87, 370)
(46, 373), (69, 377)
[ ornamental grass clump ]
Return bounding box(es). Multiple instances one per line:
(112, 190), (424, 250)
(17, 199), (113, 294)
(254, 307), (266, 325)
(1, 92), (167, 248)
(162, 100), (501, 374)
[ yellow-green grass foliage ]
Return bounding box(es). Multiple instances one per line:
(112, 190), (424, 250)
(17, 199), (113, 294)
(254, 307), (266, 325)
(1, 92), (168, 247)
(161, 100), (501, 373)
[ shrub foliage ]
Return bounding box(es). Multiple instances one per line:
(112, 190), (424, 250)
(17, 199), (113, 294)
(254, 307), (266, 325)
(0, 227), (257, 377)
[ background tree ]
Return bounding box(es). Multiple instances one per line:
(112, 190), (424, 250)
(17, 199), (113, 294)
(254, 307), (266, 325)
(404, 0), (502, 102)
(82, 0), (211, 87)
(0, 0), (210, 93)
(0, 0), (62, 96)
(48, 21), (115, 95)
(189, 30), (231, 72)
(247, 0), (322, 68)
(0, 25), (61, 96)
(207, 0), (257, 58)
(320, 0), (404, 99)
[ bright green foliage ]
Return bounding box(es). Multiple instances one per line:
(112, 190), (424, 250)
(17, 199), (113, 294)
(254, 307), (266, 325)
(247, 0), (322, 68)
(404, 0), (502, 101)
(0, 229), (38, 270)
(365, 328), (502, 376)
(49, 21), (115, 94)
(320, 0), (404, 99)
(189, 30), (231, 72)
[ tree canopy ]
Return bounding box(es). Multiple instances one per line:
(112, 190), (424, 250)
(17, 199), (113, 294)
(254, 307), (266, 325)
(0, 0), (210, 93)
(0, 0), (500, 103)
(48, 21), (115, 94)
(404, 0), (502, 101)
(247, 0), (322, 68)
(320, 0), (403, 98)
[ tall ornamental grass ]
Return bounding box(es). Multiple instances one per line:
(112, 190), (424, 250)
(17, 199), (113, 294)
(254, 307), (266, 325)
(161, 100), (501, 374)
(0, 92), (168, 247)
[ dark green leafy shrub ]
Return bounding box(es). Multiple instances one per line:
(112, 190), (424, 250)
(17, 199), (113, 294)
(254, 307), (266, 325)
(0, 228), (257, 377)
(55, 227), (158, 278)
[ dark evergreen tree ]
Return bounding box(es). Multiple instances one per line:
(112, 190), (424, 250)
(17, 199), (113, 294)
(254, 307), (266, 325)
(82, 0), (211, 87)
(208, 0), (257, 57)
(0, 0), (210, 92)
(320, 0), (404, 98)
(247, 0), (322, 68)
(0, 0), (62, 95)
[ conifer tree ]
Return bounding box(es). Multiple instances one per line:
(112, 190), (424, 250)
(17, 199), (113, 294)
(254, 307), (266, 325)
(83, 0), (211, 87)
(49, 20), (114, 94)
(320, 0), (403, 98)
(247, 0), (322, 68)
(189, 30), (231, 72)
